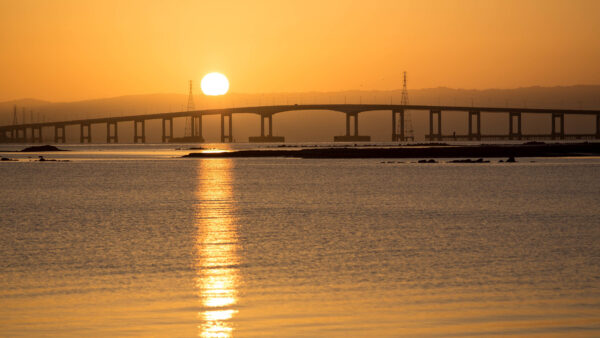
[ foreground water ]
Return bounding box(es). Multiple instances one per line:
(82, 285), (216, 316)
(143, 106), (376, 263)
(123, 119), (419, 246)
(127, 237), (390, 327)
(1, 145), (599, 337)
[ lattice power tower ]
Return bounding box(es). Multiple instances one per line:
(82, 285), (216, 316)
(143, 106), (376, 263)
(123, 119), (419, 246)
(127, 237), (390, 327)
(398, 71), (414, 141)
(184, 80), (195, 137)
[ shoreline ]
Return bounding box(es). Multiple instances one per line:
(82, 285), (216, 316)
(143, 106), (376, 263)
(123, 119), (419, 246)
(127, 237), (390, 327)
(183, 142), (600, 159)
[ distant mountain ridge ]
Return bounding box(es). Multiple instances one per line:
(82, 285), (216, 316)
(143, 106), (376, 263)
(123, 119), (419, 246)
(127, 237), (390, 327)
(2, 85), (598, 121)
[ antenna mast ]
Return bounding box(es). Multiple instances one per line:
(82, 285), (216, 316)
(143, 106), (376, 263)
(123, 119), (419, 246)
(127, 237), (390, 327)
(398, 71), (414, 141)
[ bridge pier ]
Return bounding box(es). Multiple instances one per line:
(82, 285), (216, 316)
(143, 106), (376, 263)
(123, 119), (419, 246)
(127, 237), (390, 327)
(12, 127), (22, 142)
(509, 112), (522, 140)
(107, 121), (118, 143)
(220, 113), (233, 143)
(249, 113), (285, 142)
(552, 113), (565, 140)
(17, 127), (26, 143)
(161, 118), (173, 143)
(80, 123), (91, 143)
(2, 129), (10, 142)
(427, 110), (442, 141)
(27, 127), (34, 143)
(9, 127), (17, 142)
(392, 109), (405, 141)
(468, 110), (481, 141)
(191, 116), (204, 142)
(133, 120), (146, 143)
(25, 127), (32, 143)
(334, 112), (370, 142)
(32, 126), (42, 143)
(54, 125), (66, 143)
(597, 114), (600, 139)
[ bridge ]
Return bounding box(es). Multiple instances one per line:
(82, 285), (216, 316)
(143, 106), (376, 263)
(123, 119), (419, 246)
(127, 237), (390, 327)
(1, 104), (599, 143)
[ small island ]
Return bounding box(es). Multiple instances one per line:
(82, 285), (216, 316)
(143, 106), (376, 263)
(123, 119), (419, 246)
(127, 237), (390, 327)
(20, 145), (67, 152)
(182, 142), (600, 159)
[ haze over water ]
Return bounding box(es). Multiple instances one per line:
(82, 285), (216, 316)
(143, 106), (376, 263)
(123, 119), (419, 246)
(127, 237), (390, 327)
(1, 146), (599, 336)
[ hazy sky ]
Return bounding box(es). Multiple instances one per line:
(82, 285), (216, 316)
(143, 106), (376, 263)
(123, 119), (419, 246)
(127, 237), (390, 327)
(1, 0), (599, 101)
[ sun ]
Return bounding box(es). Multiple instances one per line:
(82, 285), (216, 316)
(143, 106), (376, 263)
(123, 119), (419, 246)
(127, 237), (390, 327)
(201, 72), (229, 96)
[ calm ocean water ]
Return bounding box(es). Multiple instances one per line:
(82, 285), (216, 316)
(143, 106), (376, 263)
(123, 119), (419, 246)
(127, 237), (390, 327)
(1, 144), (599, 337)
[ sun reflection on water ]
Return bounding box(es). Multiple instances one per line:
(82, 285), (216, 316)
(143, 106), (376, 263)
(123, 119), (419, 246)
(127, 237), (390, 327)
(195, 159), (239, 337)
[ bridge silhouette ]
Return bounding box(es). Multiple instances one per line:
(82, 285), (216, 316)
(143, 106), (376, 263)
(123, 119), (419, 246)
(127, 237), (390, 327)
(1, 104), (599, 143)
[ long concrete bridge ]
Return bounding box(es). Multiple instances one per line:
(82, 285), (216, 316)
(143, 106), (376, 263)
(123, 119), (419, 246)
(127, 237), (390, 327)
(1, 104), (599, 143)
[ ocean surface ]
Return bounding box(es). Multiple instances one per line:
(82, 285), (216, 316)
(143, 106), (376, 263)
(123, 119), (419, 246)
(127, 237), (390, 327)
(1, 144), (599, 337)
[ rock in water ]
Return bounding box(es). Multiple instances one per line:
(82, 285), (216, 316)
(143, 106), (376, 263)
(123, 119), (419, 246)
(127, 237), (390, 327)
(21, 145), (66, 152)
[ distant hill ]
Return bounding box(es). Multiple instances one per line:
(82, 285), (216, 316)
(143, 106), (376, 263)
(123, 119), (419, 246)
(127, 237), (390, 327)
(1, 85), (598, 142)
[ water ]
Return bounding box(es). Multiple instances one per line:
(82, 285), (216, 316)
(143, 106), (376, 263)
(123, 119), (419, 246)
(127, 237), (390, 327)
(1, 145), (599, 337)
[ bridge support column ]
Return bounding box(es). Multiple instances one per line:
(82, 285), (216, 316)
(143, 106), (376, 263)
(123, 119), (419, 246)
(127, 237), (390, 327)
(13, 127), (22, 142)
(80, 123), (91, 143)
(162, 118), (174, 143)
(190, 116), (194, 138)
(11, 127), (19, 142)
(596, 114), (600, 139)
(2, 129), (10, 142)
(428, 110), (442, 141)
(344, 113), (359, 137)
(54, 125), (65, 143)
(334, 112), (370, 142)
(107, 121), (118, 143)
(134, 120), (145, 143)
(188, 115), (204, 142)
(346, 113), (351, 136)
(551, 113), (564, 140)
(16, 127), (25, 143)
(392, 110), (407, 141)
(509, 112), (522, 140)
(220, 113), (233, 143)
(468, 111), (481, 141)
(392, 110), (396, 141)
(33, 126), (42, 143)
(193, 116), (203, 142)
(25, 127), (32, 143)
(399, 110), (406, 141)
(249, 113), (284, 142)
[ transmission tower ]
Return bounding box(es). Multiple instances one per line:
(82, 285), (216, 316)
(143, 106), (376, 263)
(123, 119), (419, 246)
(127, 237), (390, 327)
(184, 80), (195, 137)
(398, 71), (414, 141)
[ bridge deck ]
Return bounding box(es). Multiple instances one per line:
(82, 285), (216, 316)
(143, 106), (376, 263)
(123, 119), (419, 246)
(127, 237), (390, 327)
(1, 104), (599, 130)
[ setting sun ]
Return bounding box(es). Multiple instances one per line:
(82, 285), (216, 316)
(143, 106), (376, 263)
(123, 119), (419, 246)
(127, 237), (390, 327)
(201, 73), (229, 96)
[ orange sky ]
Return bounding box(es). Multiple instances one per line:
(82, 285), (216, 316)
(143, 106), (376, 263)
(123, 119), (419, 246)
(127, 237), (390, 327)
(0, 0), (599, 102)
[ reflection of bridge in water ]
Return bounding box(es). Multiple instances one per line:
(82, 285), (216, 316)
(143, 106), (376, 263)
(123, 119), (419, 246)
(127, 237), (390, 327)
(1, 104), (599, 143)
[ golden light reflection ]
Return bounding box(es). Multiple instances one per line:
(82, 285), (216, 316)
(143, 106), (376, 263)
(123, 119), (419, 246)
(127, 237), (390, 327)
(195, 159), (239, 338)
